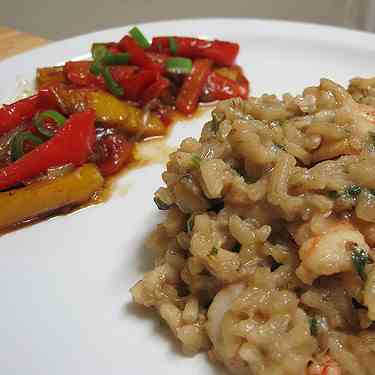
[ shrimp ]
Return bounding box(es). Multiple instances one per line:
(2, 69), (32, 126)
(296, 221), (370, 284)
(307, 355), (342, 375)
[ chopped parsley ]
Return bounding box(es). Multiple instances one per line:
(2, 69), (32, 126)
(369, 132), (375, 149)
(274, 143), (286, 151)
(153, 197), (172, 210)
(191, 154), (201, 168)
(344, 185), (362, 198)
(232, 243), (241, 253)
(209, 199), (225, 213)
(210, 245), (219, 256)
(327, 191), (339, 199)
(328, 185), (362, 200)
(270, 260), (281, 272)
(186, 215), (194, 234)
(231, 168), (241, 177)
(309, 317), (318, 337)
(351, 245), (372, 281)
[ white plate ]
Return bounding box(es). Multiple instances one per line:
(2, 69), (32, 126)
(1, 18), (375, 375)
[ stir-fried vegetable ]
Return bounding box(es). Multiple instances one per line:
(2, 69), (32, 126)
(0, 164), (103, 230)
(119, 35), (161, 71)
(352, 245), (372, 281)
(129, 26), (150, 49)
(10, 131), (43, 161)
(34, 110), (66, 138)
(0, 110), (96, 191)
(165, 57), (193, 74)
(150, 36), (239, 66)
(0, 26), (247, 232)
(176, 59), (213, 115)
(202, 66), (249, 101)
(49, 86), (166, 137)
(96, 133), (133, 176)
(102, 66), (124, 97)
(0, 95), (40, 136)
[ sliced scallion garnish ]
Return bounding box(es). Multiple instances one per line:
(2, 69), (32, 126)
(10, 131), (43, 161)
(102, 52), (130, 65)
(165, 57), (193, 74)
(169, 37), (178, 55)
(102, 66), (124, 97)
(90, 61), (102, 76)
(35, 110), (66, 138)
(129, 26), (150, 49)
(92, 44), (108, 61)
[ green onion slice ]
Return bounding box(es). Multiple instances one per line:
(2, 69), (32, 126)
(90, 44), (108, 75)
(129, 26), (150, 49)
(90, 61), (102, 76)
(309, 317), (318, 336)
(35, 110), (66, 138)
(169, 37), (178, 55)
(10, 131), (43, 161)
(92, 44), (108, 61)
(166, 57), (193, 74)
(102, 66), (124, 97)
(103, 52), (130, 65)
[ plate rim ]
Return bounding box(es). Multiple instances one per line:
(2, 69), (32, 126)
(2, 17), (375, 69)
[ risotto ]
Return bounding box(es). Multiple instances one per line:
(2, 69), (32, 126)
(131, 78), (375, 375)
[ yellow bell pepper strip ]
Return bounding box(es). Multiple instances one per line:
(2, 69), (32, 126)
(0, 109), (96, 191)
(0, 163), (104, 230)
(50, 85), (166, 137)
(36, 66), (66, 88)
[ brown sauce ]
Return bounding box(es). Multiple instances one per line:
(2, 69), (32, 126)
(0, 106), (212, 236)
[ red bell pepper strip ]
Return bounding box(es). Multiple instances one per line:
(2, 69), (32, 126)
(0, 109), (96, 191)
(110, 65), (138, 83)
(38, 86), (62, 110)
(64, 61), (105, 88)
(119, 36), (162, 72)
(106, 42), (121, 54)
(145, 52), (169, 68)
(150, 37), (239, 66)
(141, 77), (170, 104)
(0, 95), (40, 136)
(96, 133), (133, 176)
(119, 69), (158, 102)
(176, 59), (213, 115)
(202, 71), (249, 101)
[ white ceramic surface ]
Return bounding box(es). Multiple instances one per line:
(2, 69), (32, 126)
(1, 18), (375, 375)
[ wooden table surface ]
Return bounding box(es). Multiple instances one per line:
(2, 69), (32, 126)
(0, 27), (47, 60)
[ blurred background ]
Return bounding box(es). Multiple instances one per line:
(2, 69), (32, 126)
(1, 0), (374, 40)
